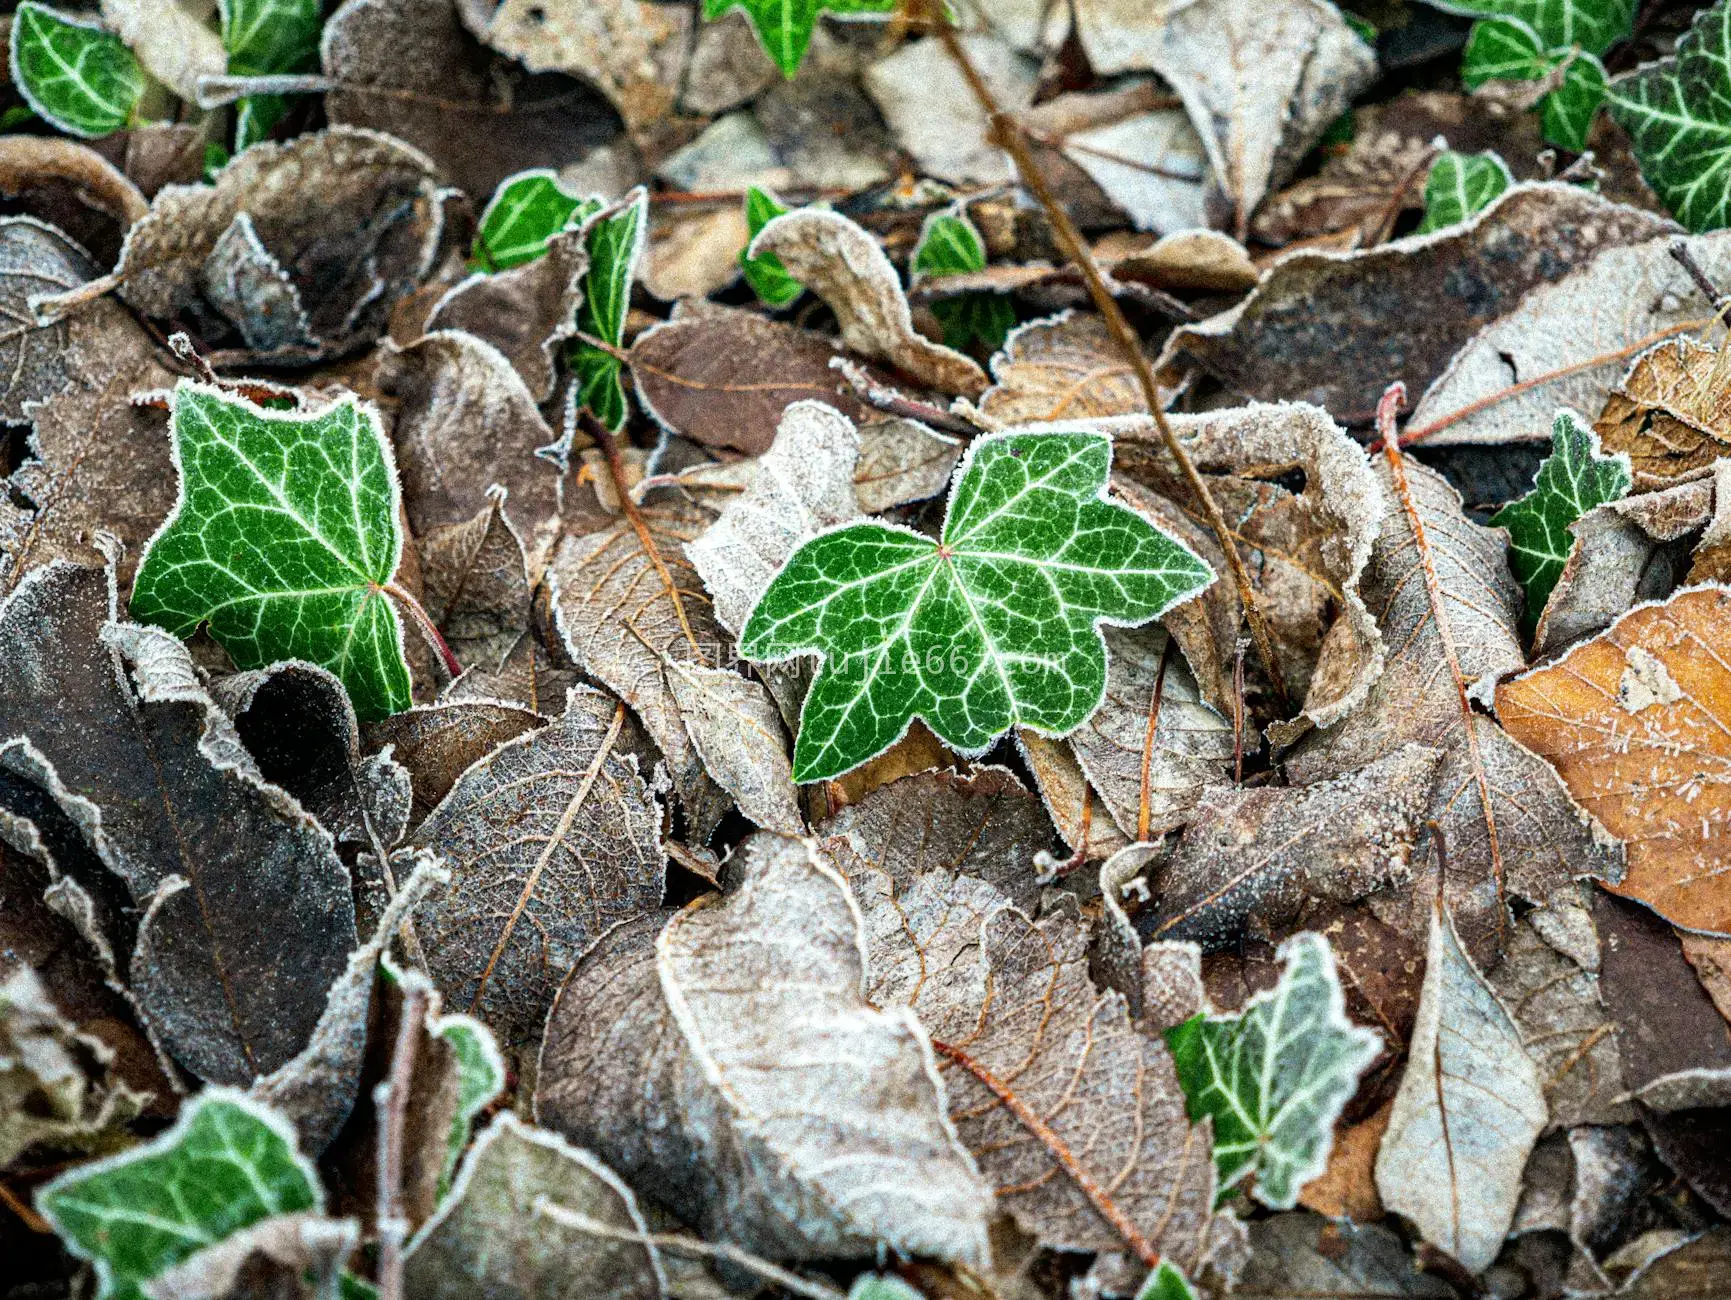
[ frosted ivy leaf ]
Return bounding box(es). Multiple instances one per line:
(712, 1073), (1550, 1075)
(911, 205), (1016, 353)
(1427, 0), (1635, 55)
(704, 0), (896, 78)
(1137, 1262), (1199, 1300)
(571, 190), (647, 432)
(9, 2), (145, 139)
(1417, 150), (1514, 233)
(740, 185), (802, 308)
(740, 429), (1213, 783)
(36, 1091), (322, 1300)
(130, 382), (413, 724)
(1165, 932), (1381, 1209)
(473, 170), (600, 272)
(219, 0), (322, 147)
(1490, 408), (1630, 638)
(1462, 16), (1608, 151)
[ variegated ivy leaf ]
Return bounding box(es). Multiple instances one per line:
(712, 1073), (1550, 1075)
(1165, 932), (1381, 1209)
(740, 185), (803, 308)
(1429, 0), (1634, 55)
(704, 0), (897, 79)
(220, 0), (322, 148)
(912, 206), (1016, 353)
(1137, 1263), (1199, 1300)
(130, 383), (413, 724)
(1462, 16), (1608, 151)
(1608, 0), (1731, 233)
(571, 189), (647, 432)
(36, 1091), (322, 1300)
(740, 429), (1213, 783)
(473, 170), (600, 272)
(1417, 149), (1514, 233)
(1490, 408), (1630, 638)
(9, 2), (145, 139)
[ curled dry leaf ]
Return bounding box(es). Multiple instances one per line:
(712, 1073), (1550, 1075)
(978, 311), (1153, 425)
(1147, 744), (1440, 952)
(1376, 900), (1548, 1275)
(403, 685), (665, 1044)
(1412, 231), (1731, 447)
(99, 0), (225, 104)
(845, 854), (1229, 1271)
(404, 1112), (665, 1300)
(1497, 585), (1731, 936)
(116, 128), (449, 361)
(748, 209), (988, 398)
(1290, 448), (1621, 959)
(537, 833), (994, 1266)
(1168, 185), (1675, 425)
(1595, 337), (1731, 482)
(140, 1212), (358, 1300)
(0, 136), (146, 267)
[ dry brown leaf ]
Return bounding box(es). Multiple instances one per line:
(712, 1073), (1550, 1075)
(978, 311), (1151, 424)
(640, 205), (749, 303)
(100, 0), (225, 103)
(665, 663), (801, 835)
(749, 209), (988, 398)
(1297, 1102), (1389, 1223)
(363, 699), (545, 828)
(1236, 1212), (1456, 1296)
(853, 417), (963, 513)
(536, 834), (995, 1265)
(1596, 338), (1731, 482)
(822, 720), (962, 809)
(402, 685), (665, 1044)
(143, 1213), (358, 1300)
(1169, 185), (1675, 426)
(1148, 744), (1439, 952)
(416, 496), (535, 684)
(1060, 106), (1210, 235)
(1497, 584), (1731, 936)
(863, 33), (1036, 186)
(1016, 729), (1133, 864)
(1291, 449), (1621, 959)
(0, 137), (146, 269)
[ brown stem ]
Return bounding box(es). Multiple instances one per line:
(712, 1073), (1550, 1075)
(835, 357), (990, 437)
(910, 2), (1289, 710)
(929, 1037), (1161, 1268)
(1670, 239), (1728, 311)
(381, 581), (463, 680)
(375, 979), (427, 1300)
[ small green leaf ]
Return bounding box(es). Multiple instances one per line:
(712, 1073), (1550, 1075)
(219, 0), (322, 149)
(131, 382), (413, 724)
(1343, 12), (1378, 45)
(1541, 49), (1607, 151)
(740, 429), (1214, 783)
(913, 207), (1015, 352)
(1490, 408), (1630, 638)
(36, 1090), (322, 1300)
(570, 189), (647, 432)
(703, 0), (897, 78)
(437, 1015), (506, 1195)
(1608, 0), (1731, 232)
(1164, 932), (1381, 1210)
(740, 184), (803, 307)
(9, 2), (145, 139)
(1137, 1262), (1199, 1300)
(0, 105), (38, 130)
(1462, 17), (1608, 151)
(1418, 149), (1514, 232)
(203, 140), (231, 179)
(1429, 0), (1634, 55)
(930, 293), (1017, 352)
(473, 170), (599, 272)
(848, 1278), (923, 1300)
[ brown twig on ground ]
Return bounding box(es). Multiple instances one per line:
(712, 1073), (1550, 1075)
(1670, 239), (1730, 313)
(375, 979), (428, 1300)
(907, 0), (1289, 711)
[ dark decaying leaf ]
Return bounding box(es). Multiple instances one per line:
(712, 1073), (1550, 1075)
(140, 1212), (359, 1300)
(415, 496), (537, 684)
(1236, 1213), (1457, 1297)
(363, 700), (545, 828)
(403, 685), (664, 1045)
(0, 562), (357, 1086)
(536, 834), (994, 1265)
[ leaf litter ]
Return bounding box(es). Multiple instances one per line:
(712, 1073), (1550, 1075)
(10, 2), (1731, 1297)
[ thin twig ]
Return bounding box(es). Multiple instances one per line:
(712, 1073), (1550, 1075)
(1669, 240), (1729, 313)
(1232, 636), (1249, 785)
(375, 979), (428, 1300)
(908, 0), (1288, 710)
(381, 581), (463, 680)
(1365, 144), (1441, 248)
(930, 1037), (1160, 1268)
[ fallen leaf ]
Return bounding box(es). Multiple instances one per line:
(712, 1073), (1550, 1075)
(979, 311), (1153, 424)
(862, 34), (1035, 186)
(99, 0), (226, 105)
(1169, 185), (1674, 425)
(404, 1112), (664, 1299)
(1497, 585), (1731, 936)
(667, 663), (802, 833)
(748, 208), (989, 398)
(1375, 899), (1548, 1275)
(537, 833), (994, 1265)
(140, 1212), (357, 1300)
(1297, 1102), (1390, 1223)
(402, 685), (665, 1044)
(363, 700), (545, 828)
(854, 417), (964, 513)
(1680, 931), (1731, 1026)
(1235, 1213), (1458, 1298)
(1061, 107), (1211, 235)
(1017, 728), (1133, 863)
(641, 204), (750, 302)
(417, 496), (536, 683)
(1148, 745), (1439, 952)
(0, 136), (147, 268)
(1595, 337), (1731, 483)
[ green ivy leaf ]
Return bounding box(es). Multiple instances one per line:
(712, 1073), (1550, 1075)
(1418, 149), (1514, 232)
(1137, 1262), (1199, 1300)
(36, 1090), (322, 1300)
(8, 2), (145, 139)
(1608, 0), (1731, 233)
(219, 0), (322, 149)
(571, 189), (647, 432)
(913, 208), (1016, 352)
(438, 1016), (506, 1195)
(473, 170), (600, 272)
(1462, 16), (1607, 151)
(740, 430), (1214, 783)
(703, 0), (897, 78)
(1490, 408), (1631, 638)
(1164, 931), (1381, 1209)
(740, 184), (803, 307)
(1429, 0), (1634, 54)
(131, 383), (413, 724)
(848, 1278), (924, 1300)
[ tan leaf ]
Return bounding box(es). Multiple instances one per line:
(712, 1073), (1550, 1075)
(536, 834), (994, 1265)
(1016, 729), (1132, 863)
(1290, 448), (1621, 958)
(666, 663), (802, 835)
(978, 311), (1151, 424)
(0, 137), (146, 267)
(748, 209), (988, 398)
(853, 417), (964, 513)
(100, 0), (225, 103)
(1061, 107), (1210, 234)
(641, 205), (749, 302)
(403, 686), (665, 1044)
(1595, 337), (1731, 482)
(862, 33), (1036, 186)
(364, 699), (544, 827)
(1297, 1102), (1389, 1223)
(416, 496), (535, 683)
(1497, 584), (1731, 936)
(143, 1213), (358, 1300)
(1680, 931), (1731, 1026)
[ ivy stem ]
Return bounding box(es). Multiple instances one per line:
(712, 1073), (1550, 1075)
(382, 581), (463, 681)
(909, 1), (1289, 710)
